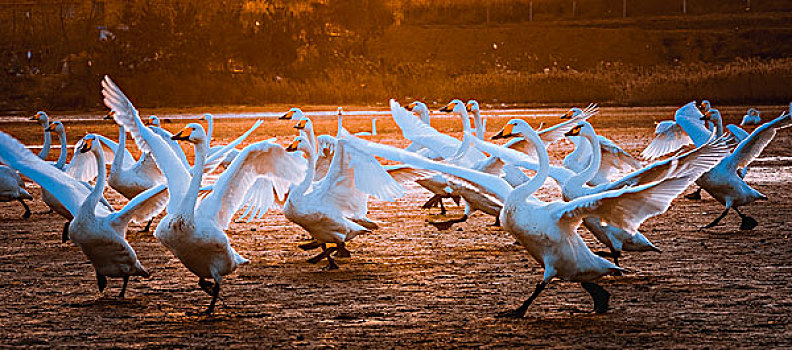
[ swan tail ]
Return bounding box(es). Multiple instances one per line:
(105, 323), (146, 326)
(234, 253), (250, 266)
(133, 262), (151, 278)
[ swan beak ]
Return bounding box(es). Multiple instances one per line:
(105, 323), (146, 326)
(285, 140), (300, 152)
(280, 110), (295, 120)
(438, 103), (454, 113)
(294, 119), (307, 129)
(103, 111), (115, 120)
(560, 110), (575, 119)
(405, 102), (416, 111)
(465, 102), (473, 112)
(492, 123), (515, 139)
(79, 138), (93, 153)
(564, 125), (582, 137)
(171, 127), (192, 141)
(29, 116), (38, 121)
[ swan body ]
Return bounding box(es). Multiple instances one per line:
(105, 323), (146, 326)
(0, 165), (32, 218)
(741, 108), (761, 126)
(0, 131), (166, 297)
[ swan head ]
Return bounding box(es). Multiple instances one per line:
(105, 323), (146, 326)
(747, 108), (759, 116)
(103, 111), (115, 120)
(700, 108), (722, 122)
(31, 111), (48, 124)
(78, 134), (99, 154)
(293, 116), (312, 130)
(438, 99), (466, 114)
(492, 119), (535, 140)
(465, 100), (480, 113)
(200, 113), (213, 122)
(406, 101), (429, 115)
(145, 115), (161, 127)
(285, 136), (311, 153)
(171, 123), (207, 144)
(564, 121), (595, 138)
(699, 100), (711, 112)
(44, 120), (64, 134)
(280, 108), (304, 120)
(561, 107), (585, 119)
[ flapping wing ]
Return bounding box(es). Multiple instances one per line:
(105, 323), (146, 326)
(149, 126), (191, 169)
(110, 184), (169, 228)
(196, 141), (307, 229)
(0, 131), (111, 218)
(641, 121), (693, 160)
(202, 120), (263, 174)
(390, 99), (475, 162)
(726, 124), (750, 145)
(64, 138), (100, 182)
(727, 112), (792, 172)
(674, 101), (711, 148)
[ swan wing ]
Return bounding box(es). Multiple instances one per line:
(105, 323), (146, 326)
(389, 99), (464, 160)
(109, 184), (169, 228)
(727, 112), (792, 172)
(598, 135), (641, 172)
(197, 141), (307, 229)
(470, 135), (574, 185)
(557, 175), (696, 234)
(344, 134), (512, 202)
(385, 164), (437, 184)
(0, 131), (111, 218)
(605, 133), (730, 191)
(641, 121), (693, 160)
(201, 120), (263, 174)
(102, 76), (191, 212)
(64, 138), (100, 182)
(674, 101), (711, 147)
(148, 126), (191, 169)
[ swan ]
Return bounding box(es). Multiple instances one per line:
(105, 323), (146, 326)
(355, 118), (377, 136)
(279, 107), (304, 121)
(0, 131), (170, 298)
(0, 165), (32, 218)
(102, 75), (305, 314)
(346, 119), (710, 314)
(641, 100), (720, 160)
(741, 108), (762, 126)
(697, 108), (791, 230)
(30, 111), (52, 159)
(283, 129), (405, 270)
(405, 101), (432, 126)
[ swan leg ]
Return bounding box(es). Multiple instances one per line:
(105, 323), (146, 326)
(118, 276), (129, 298)
(205, 281), (221, 314)
(685, 188), (702, 200)
(19, 199), (31, 219)
(489, 216), (501, 227)
(307, 244), (332, 264)
(61, 222), (70, 243)
(420, 195), (440, 211)
(198, 278), (214, 296)
(497, 281), (547, 318)
(96, 273), (107, 293)
(735, 208), (758, 230)
(701, 208), (730, 230)
(427, 214), (468, 231)
(139, 218), (154, 233)
(323, 248), (340, 271)
(438, 199), (447, 215)
(335, 242), (351, 258)
(594, 249), (622, 269)
(581, 282), (610, 314)
(298, 240), (322, 251)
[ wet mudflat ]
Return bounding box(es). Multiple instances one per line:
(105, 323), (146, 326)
(1, 106), (791, 348)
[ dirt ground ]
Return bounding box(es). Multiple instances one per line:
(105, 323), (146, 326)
(1, 106), (791, 348)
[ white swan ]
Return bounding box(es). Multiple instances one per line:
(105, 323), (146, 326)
(279, 107), (304, 121)
(0, 165), (32, 218)
(697, 108), (791, 230)
(741, 108), (762, 126)
(102, 75), (305, 314)
(0, 131), (169, 298)
(30, 111), (52, 159)
(346, 119), (709, 314)
(283, 129), (405, 270)
(641, 100), (717, 160)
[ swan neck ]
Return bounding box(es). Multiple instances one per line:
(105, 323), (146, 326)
(421, 111), (431, 126)
(177, 141), (207, 217)
(112, 126), (126, 173)
(715, 117), (724, 137)
(507, 132), (549, 204)
(206, 117), (214, 143)
(55, 129), (68, 169)
(568, 134), (601, 189)
(294, 150), (316, 195)
(81, 148), (107, 218)
(39, 121), (51, 159)
(473, 110), (484, 140)
(460, 110), (473, 133)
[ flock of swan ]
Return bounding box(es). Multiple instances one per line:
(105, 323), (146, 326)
(0, 75), (790, 317)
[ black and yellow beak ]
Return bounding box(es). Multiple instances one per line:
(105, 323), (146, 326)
(280, 110), (295, 120)
(285, 139), (300, 152)
(465, 102), (473, 112)
(405, 102), (416, 111)
(29, 115), (38, 121)
(79, 138), (93, 153)
(103, 111), (115, 120)
(294, 119), (307, 129)
(492, 123), (515, 140)
(564, 124), (582, 137)
(171, 127), (192, 141)
(561, 110), (575, 119)
(438, 103), (455, 113)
